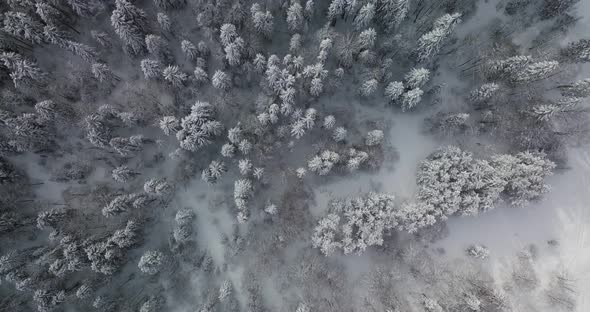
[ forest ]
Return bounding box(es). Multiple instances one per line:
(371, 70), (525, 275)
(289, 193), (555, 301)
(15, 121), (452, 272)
(0, 0), (588, 311)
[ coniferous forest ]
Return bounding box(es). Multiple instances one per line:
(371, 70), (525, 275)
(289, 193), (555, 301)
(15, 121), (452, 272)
(0, 0), (589, 311)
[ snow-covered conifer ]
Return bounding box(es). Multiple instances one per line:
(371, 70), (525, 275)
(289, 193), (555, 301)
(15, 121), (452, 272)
(157, 13), (171, 31)
(138, 250), (165, 275)
(469, 83), (500, 103)
(560, 39), (590, 63)
(333, 127), (347, 142)
(3, 11), (44, 44)
(112, 166), (139, 183)
(416, 13), (462, 61)
(163, 65), (187, 87)
(145, 35), (171, 62)
(141, 59), (161, 79)
(366, 130), (384, 146)
(201, 160), (227, 184)
(560, 78), (590, 97)
(111, 0), (149, 55)
(354, 3), (375, 30)
(323, 115), (336, 129)
(405, 68), (430, 88)
(92, 63), (116, 83)
(251, 5), (273, 37)
(238, 159), (252, 175)
(401, 88), (423, 111)
(360, 79), (378, 97)
(176, 102), (223, 151)
(379, 0), (409, 30)
(220, 23), (238, 46)
(308, 150), (340, 175)
(287, 2), (304, 32)
(212, 70), (231, 90)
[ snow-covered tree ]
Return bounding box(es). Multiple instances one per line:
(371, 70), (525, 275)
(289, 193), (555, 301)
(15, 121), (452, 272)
(234, 179), (253, 223)
(405, 68), (430, 88)
(287, 1), (304, 32)
(212, 70), (231, 90)
(313, 193), (398, 255)
(251, 4), (273, 37)
(238, 159), (252, 175)
(353, 3), (375, 30)
(323, 115), (336, 129)
(153, 0), (185, 10)
(308, 150), (340, 175)
(385, 81), (404, 101)
(379, 0), (409, 30)
(360, 79), (378, 97)
(111, 0), (149, 55)
(220, 23), (238, 46)
(333, 127), (347, 142)
(141, 59), (161, 79)
(162, 65), (187, 87)
(491, 151), (555, 206)
(417, 146), (506, 217)
(138, 250), (165, 275)
(112, 166), (139, 183)
(560, 39), (590, 63)
(416, 13), (462, 62)
(176, 102), (223, 151)
(466, 244), (490, 259)
(3, 11), (44, 44)
(159, 116), (180, 135)
(145, 34), (171, 62)
(181, 40), (198, 61)
(366, 130), (384, 146)
(401, 88), (423, 111)
(560, 78), (590, 97)
(157, 13), (171, 31)
(469, 83), (500, 103)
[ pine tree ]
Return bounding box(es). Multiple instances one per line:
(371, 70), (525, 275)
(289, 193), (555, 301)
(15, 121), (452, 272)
(379, 0), (409, 30)
(416, 13), (462, 62)
(224, 37), (245, 66)
(405, 68), (430, 88)
(162, 65), (187, 87)
(176, 101), (223, 151)
(469, 83), (500, 103)
(220, 23), (238, 46)
(366, 130), (384, 146)
(353, 3), (375, 30)
(212, 70), (231, 90)
(181, 40), (198, 61)
(138, 250), (165, 275)
(561, 39), (590, 63)
(385, 81), (404, 101)
(153, 0), (186, 10)
(145, 35), (171, 62)
(401, 88), (423, 111)
(560, 78), (590, 97)
(112, 166), (139, 183)
(92, 63), (117, 83)
(141, 59), (161, 80)
(3, 11), (45, 44)
(287, 1), (304, 32)
(360, 79), (378, 97)
(157, 13), (172, 31)
(251, 5), (274, 38)
(308, 150), (340, 175)
(111, 0), (149, 55)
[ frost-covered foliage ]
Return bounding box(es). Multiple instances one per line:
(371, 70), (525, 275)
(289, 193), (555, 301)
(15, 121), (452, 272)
(176, 102), (222, 151)
(0, 0), (585, 311)
(312, 193), (398, 255)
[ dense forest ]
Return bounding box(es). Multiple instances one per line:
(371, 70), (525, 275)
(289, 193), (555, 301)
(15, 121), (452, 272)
(0, 0), (588, 311)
